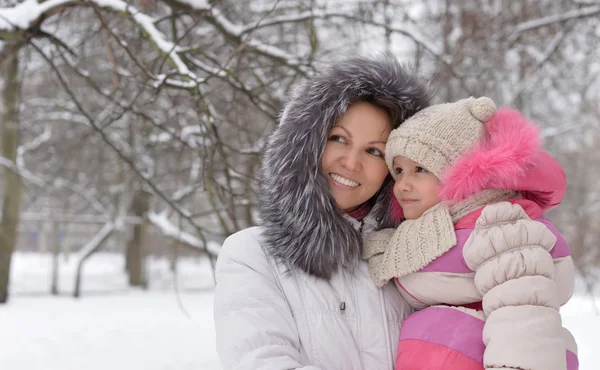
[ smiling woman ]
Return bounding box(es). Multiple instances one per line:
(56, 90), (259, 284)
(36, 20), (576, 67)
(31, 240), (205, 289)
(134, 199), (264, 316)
(322, 100), (395, 212)
(214, 53), (431, 370)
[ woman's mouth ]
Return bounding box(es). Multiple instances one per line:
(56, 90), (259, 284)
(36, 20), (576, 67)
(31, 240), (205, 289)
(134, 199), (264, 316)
(330, 173), (360, 188)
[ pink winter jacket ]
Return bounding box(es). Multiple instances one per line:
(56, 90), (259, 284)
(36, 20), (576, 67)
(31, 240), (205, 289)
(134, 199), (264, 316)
(366, 108), (578, 370)
(393, 199), (578, 370)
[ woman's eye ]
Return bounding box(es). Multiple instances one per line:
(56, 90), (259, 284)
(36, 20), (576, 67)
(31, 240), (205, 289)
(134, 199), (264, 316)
(329, 135), (346, 144)
(367, 148), (383, 157)
(394, 167), (403, 175)
(416, 166), (427, 173)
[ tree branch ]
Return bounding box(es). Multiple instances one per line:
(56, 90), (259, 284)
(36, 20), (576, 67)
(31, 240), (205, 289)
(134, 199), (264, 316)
(509, 5), (600, 42)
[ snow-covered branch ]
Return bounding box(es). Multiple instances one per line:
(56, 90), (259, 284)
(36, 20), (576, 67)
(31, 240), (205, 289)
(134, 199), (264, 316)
(31, 111), (90, 126)
(0, 155), (45, 186)
(171, 183), (202, 202)
(1, 0), (202, 87)
(239, 9), (444, 60)
(16, 125), (52, 167)
(148, 211), (221, 257)
(0, 0), (73, 32)
(163, 0), (315, 74)
(52, 177), (109, 215)
(2, 128), (110, 215)
(510, 5), (600, 42)
(73, 218), (123, 260)
(0, 153), (110, 214)
(239, 10), (326, 34)
(504, 30), (567, 105)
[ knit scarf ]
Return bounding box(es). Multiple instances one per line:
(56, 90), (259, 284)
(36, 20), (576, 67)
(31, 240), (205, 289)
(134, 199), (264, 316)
(363, 189), (516, 287)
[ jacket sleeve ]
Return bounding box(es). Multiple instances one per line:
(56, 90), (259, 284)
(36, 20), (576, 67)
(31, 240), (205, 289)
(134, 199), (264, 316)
(213, 229), (322, 370)
(462, 202), (567, 370)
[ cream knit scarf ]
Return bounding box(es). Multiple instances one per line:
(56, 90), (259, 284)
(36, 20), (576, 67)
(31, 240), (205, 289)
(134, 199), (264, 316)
(363, 189), (516, 287)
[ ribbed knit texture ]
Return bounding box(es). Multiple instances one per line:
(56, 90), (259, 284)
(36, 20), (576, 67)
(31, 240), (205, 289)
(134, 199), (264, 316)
(363, 189), (515, 287)
(385, 97), (497, 179)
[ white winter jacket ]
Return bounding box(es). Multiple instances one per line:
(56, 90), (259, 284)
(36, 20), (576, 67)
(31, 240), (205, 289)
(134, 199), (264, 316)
(214, 226), (412, 370)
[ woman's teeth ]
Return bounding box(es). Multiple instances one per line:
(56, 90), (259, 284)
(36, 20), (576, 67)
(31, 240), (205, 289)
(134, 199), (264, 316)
(331, 173), (359, 187)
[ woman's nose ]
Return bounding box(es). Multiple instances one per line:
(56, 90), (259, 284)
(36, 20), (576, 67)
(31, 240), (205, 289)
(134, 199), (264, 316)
(340, 150), (361, 171)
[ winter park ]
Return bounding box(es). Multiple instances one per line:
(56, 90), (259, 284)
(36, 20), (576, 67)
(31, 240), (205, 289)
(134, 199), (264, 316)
(1, 1), (599, 369)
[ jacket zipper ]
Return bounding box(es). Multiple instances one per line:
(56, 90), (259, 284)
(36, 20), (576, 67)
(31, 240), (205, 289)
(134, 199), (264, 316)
(379, 287), (394, 370)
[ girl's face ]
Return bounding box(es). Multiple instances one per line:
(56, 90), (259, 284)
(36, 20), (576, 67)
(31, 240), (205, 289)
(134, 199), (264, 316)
(321, 101), (392, 212)
(392, 156), (441, 219)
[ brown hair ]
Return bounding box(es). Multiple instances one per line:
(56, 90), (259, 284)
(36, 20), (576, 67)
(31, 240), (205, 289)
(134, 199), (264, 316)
(352, 96), (403, 129)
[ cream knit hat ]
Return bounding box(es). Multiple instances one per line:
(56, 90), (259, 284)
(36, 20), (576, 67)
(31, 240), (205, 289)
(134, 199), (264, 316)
(385, 96), (497, 179)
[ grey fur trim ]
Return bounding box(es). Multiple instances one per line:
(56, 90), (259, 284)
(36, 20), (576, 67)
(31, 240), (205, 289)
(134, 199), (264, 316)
(258, 53), (431, 279)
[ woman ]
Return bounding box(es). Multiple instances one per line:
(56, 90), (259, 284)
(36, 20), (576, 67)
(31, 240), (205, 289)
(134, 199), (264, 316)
(213, 53), (431, 369)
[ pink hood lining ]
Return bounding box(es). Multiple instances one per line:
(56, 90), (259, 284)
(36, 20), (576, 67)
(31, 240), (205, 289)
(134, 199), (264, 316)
(439, 108), (541, 204)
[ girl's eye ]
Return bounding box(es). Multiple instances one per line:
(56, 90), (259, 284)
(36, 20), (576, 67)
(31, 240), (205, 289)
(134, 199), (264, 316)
(394, 167), (403, 175)
(416, 166), (427, 173)
(329, 135), (346, 144)
(367, 148), (383, 157)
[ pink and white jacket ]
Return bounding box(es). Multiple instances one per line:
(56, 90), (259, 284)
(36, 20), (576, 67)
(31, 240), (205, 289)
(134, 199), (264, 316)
(389, 200), (578, 370)
(364, 109), (578, 370)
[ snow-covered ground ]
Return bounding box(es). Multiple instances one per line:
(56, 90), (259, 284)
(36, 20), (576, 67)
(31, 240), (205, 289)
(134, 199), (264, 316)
(2, 252), (221, 370)
(1, 252), (598, 369)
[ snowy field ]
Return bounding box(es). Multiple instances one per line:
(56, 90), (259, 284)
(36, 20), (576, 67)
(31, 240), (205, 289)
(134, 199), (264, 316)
(1, 252), (598, 370)
(2, 253), (221, 370)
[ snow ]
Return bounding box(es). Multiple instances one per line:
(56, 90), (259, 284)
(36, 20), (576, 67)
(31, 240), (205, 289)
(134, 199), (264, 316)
(0, 0), (198, 86)
(17, 126), (52, 167)
(73, 219), (122, 260)
(177, 0), (210, 10)
(240, 10), (326, 34)
(132, 11), (192, 77)
(2, 252), (599, 369)
(561, 295), (600, 367)
(2, 252), (220, 370)
(0, 0), (133, 31)
(0, 155), (45, 187)
(205, 7), (310, 72)
(0, 291), (219, 370)
(0, 0), (69, 31)
(210, 8), (244, 36)
(510, 5), (600, 41)
(148, 212), (221, 256)
(247, 40), (301, 65)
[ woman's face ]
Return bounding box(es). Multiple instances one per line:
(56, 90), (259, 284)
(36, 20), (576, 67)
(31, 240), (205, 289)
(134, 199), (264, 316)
(321, 101), (392, 212)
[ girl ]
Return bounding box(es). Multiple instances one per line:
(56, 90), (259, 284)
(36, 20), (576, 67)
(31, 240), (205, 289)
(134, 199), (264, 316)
(364, 97), (578, 370)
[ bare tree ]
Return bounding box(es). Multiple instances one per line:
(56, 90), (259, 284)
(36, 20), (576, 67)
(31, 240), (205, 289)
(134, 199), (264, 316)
(0, 40), (23, 303)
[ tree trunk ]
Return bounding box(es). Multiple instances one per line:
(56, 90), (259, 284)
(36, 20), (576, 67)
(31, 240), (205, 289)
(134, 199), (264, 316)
(0, 42), (23, 304)
(73, 222), (116, 298)
(169, 238), (178, 273)
(51, 221), (61, 295)
(127, 190), (150, 288)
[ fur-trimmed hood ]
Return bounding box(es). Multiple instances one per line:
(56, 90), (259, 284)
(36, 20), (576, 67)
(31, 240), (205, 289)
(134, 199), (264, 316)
(258, 53), (431, 279)
(438, 107), (563, 207)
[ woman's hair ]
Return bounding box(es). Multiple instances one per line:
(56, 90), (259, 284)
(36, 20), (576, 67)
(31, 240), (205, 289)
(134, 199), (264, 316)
(258, 54), (431, 278)
(352, 96), (404, 130)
